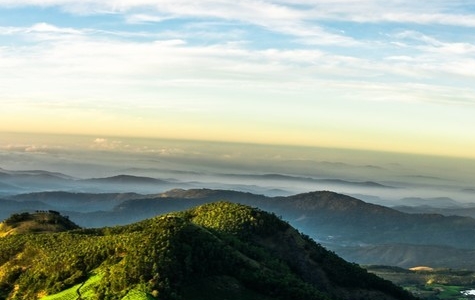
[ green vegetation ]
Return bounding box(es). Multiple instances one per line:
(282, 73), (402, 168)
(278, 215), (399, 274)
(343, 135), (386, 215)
(0, 202), (418, 300)
(366, 265), (475, 300)
(42, 272), (103, 300)
(0, 211), (80, 237)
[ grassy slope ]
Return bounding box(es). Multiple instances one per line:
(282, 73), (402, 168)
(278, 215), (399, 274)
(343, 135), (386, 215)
(42, 272), (102, 300)
(41, 272), (154, 300)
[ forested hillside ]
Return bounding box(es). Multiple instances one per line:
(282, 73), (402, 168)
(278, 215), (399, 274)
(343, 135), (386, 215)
(0, 202), (416, 300)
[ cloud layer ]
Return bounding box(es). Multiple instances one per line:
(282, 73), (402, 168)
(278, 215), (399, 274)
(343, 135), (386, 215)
(1, 1), (475, 157)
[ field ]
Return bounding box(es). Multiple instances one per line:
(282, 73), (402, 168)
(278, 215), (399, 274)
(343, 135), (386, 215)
(41, 272), (102, 300)
(366, 266), (475, 300)
(40, 270), (155, 300)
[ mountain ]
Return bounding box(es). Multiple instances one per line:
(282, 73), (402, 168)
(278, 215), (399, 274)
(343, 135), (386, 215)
(93, 189), (475, 270)
(0, 181), (20, 191)
(0, 202), (416, 300)
(394, 205), (475, 219)
(0, 168), (74, 180)
(336, 244), (475, 270)
(112, 189), (475, 249)
(222, 173), (396, 189)
(81, 175), (168, 185)
(0, 168), (73, 194)
(398, 197), (462, 208)
(0, 168), (176, 195)
(0, 198), (52, 221)
(0, 210), (80, 237)
(5, 187), (475, 269)
(8, 191), (145, 212)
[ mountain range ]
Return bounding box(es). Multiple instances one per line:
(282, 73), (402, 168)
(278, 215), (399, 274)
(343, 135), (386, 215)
(3, 187), (475, 270)
(0, 202), (416, 300)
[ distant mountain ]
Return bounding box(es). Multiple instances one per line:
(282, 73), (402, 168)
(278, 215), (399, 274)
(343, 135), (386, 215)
(0, 202), (416, 300)
(116, 189), (475, 247)
(0, 198), (52, 221)
(223, 173), (396, 189)
(8, 191), (145, 212)
(81, 174), (168, 185)
(393, 204), (475, 219)
(398, 197), (462, 208)
(0, 181), (19, 191)
(6, 187), (475, 270)
(0, 168), (75, 180)
(0, 168), (75, 194)
(336, 244), (475, 270)
(0, 168), (175, 195)
(106, 189), (475, 269)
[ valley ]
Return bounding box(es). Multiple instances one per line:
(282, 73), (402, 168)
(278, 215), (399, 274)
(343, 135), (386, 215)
(2, 164), (475, 299)
(366, 266), (475, 300)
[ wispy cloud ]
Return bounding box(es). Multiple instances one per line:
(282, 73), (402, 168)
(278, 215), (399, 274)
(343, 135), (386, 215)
(1, 1), (475, 156)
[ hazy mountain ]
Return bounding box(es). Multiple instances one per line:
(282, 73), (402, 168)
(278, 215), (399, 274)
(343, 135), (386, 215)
(221, 173), (396, 189)
(0, 202), (416, 300)
(92, 189), (475, 270)
(336, 244), (475, 270)
(0, 168), (74, 194)
(8, 191), (145, 212)
(0, 168), (179, 195)
(398, 197), (462, 208)
(4, 187), (475, 269)
(111, 189), (475, 248)
(81, 175), (168, 185)
(0, 181), (20, 191)
(0, 168), (75, 180)
(393, 205), (475, 219)
(0, 198), (52, 221)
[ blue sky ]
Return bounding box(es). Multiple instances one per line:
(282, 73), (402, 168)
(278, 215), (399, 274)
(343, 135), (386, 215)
(1, 1), (475, 158)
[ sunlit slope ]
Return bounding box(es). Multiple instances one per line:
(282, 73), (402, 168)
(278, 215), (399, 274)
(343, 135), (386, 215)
(0, 202), (417, 300)
(0, 211), (80, 237)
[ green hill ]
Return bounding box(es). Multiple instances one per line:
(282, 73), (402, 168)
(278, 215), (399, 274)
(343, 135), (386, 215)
(0, 202), (417, 300)
(0, 211), (80, 237)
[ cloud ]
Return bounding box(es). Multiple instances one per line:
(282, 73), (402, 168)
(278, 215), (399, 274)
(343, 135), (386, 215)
(1, 22), (474, 110)
(1, 2), (474, 110)
(125, 14), (172, 24)
(2, 0), (475, 31)
(0, 144), (58, 154)
(90, 138), (124, 150)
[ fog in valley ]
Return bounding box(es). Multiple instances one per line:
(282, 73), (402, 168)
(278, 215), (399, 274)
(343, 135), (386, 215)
(2, 133), (474, 208)
(4, 133), (475, 276)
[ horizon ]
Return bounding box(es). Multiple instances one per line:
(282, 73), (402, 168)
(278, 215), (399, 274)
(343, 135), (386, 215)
(2, 131), (475, 205)
(1, 1), (475, 159)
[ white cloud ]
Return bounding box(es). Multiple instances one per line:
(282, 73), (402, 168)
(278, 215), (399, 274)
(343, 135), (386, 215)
(2, 0), (475, 28)
(29, 22), (82, 34)
(125, 14), (172, 24)
(0, 2), (474, 110)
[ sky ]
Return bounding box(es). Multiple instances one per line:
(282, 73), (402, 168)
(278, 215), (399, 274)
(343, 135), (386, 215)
(1, 1), (475, 158)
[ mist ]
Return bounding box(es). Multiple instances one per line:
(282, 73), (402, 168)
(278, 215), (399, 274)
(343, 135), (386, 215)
(1, 133), (475, 208)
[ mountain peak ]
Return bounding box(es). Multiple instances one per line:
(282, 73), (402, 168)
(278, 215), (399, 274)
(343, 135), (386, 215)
(0, 202), (416, 300)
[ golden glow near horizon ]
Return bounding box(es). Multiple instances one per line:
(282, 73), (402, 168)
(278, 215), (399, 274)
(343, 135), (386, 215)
(2, 95), (475, 159)
(1, 1), (475, 159)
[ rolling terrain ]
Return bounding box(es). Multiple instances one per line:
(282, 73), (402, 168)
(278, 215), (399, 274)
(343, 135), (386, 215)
(0, 202), (416, 300)
(3, 186), (475, 270)
(3, 166), (475, 273)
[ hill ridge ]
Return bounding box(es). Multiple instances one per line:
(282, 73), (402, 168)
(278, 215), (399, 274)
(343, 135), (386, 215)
(0, 202), (416, 300)
(0, 210), (80, 237)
